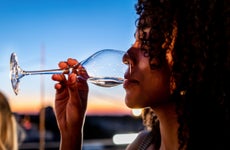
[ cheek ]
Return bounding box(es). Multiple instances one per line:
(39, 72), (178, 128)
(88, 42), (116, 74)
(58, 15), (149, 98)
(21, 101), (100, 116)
(140, 70), (171, 106)
(124, 72), (164, 108)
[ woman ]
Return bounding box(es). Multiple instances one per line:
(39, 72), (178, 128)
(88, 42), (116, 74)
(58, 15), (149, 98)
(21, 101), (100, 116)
(0, 92), (18, 150)
(52, 0), (229, 149)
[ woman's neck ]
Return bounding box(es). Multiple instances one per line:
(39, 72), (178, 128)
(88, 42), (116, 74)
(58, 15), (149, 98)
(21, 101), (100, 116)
(152, 103), (179, 150)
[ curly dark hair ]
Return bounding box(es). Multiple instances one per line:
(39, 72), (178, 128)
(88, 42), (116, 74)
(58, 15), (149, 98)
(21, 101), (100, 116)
(135, 0), (230, 149)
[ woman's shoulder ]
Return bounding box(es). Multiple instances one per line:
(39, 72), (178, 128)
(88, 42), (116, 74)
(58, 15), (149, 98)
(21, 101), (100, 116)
(126, 130), (155, 150)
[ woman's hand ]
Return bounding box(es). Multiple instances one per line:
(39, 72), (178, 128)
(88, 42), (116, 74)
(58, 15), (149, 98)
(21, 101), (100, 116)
(51, 58), (89, 150)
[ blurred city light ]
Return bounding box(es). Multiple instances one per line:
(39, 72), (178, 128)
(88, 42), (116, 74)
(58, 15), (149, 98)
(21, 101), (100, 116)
(132, 109), (142, 117)
(112, 133), (138, 145)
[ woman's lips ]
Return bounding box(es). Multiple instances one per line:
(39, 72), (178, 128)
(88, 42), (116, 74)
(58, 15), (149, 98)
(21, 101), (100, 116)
(123, 78), (139, 89)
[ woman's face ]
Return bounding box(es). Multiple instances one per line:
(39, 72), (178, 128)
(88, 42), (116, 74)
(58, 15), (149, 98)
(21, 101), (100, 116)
(122, 29), (172, 109)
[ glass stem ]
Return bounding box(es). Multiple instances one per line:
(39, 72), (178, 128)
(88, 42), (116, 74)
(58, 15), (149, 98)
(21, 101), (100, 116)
(23, 68), (67, 75)
(23, 62), (82, 76)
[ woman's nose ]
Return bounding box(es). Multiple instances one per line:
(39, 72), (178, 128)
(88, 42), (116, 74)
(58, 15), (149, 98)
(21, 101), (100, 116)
(122, 52), (133, 76)
(122, 52), (132, 66)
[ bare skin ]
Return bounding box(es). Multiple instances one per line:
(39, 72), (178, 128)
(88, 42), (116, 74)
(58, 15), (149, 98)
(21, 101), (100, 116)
(52, 58), (89, 150)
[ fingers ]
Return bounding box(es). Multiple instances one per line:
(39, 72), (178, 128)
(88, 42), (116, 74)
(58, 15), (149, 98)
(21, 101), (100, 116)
(52, 74), (66, 82)
(52, 72), (86, 90)
(54, 83), (62, 90)
(67, 58), (79, 66)
(58, 58), (79, 69)
(58, 61), (68, 70)
(52, 58), (89, 90)
(52, 73), (66, 90)
(77, 66), (89, 80)
(69, 73), (77, 85)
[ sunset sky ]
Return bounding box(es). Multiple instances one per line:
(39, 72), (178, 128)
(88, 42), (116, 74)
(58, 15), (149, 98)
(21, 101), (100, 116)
(0, 0), (137, 115)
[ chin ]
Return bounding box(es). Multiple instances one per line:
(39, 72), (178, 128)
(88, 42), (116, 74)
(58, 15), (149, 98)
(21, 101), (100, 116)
(125, 95), (144, 108)
(125, 95), (135, 108)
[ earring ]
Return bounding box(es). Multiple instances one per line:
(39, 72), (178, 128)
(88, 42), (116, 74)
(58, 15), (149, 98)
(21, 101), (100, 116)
(180, 90), (186, 96)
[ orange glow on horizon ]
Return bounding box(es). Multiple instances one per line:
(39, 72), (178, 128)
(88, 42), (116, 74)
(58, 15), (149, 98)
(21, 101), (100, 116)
(10, 99), (45, 114)
(10, 95), (131, 116)
(87, 99), (131, 115)
(86, 95), (131, 115)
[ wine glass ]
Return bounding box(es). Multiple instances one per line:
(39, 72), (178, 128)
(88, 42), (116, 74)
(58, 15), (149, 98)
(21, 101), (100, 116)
(10, 49), (127, 95)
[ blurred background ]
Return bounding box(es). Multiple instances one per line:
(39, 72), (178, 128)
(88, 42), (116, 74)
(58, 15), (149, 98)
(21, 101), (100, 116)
(0, 0), (145, 149)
